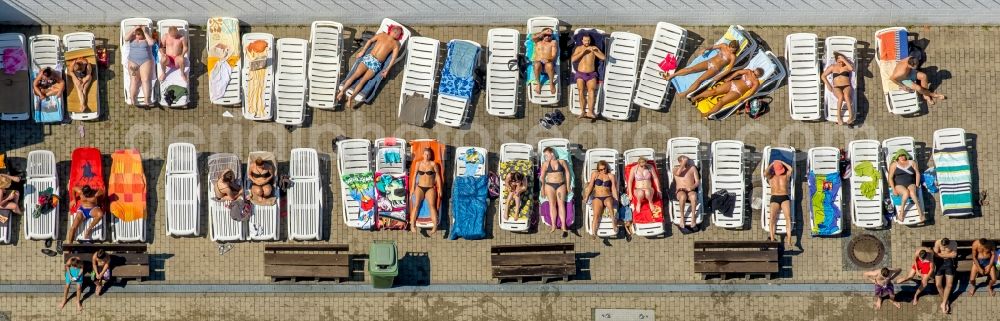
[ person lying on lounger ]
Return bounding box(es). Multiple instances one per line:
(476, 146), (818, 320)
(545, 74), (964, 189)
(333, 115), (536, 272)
(531, 28), (558, 95)
(583, 160), (618, 240)
(662, 40), (739, 97)
(540, 147), (571, 234)
(504, 171), (527, 220)
(886, 149), (926, 223)
(336, 25), (403, 109)
(32, 67), (64, 110)
(67, 185), (105, 243)
(896, 247), (935, 305)
(672, 155), (700, 230)
(765, 159), (793, 247)
(214, 170), (243, 202)
(126, 25), (156, 106)
(409, 148), (443, 235)
(158, 26), (189, 82)
(934, 238), (958, 314)
(248, 157), (275, 204)
(689, 68), (762, 117)
(891, 56), (945, 105)
(571, 34), (605, 119)
(864, 267), (902, 310)
(0, 174), (22, 216)
(821, 53), (855, 125)
(68, 57), (94, 109)
(626, 157), (661, 217)
(968, 238), (997, 296)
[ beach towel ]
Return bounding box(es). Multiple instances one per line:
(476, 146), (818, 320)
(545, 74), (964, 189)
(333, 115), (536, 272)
(449, 175), (487, 240)
(439, 41), (480, 100)
(69, 148), (105, 212)
(571, 29), (606, 82)
(877, 30), (908, 61)
(207, 17), (240, 72)
(933, 146), (973, 216)
(0, 47), (29, 114)
(671, 25), (748, 93)
(342, 172), (376, 230)
(3, 47), (27, 75)
(524, 32), (559, 85)
(499, 160), (533, 223)
(210, 60), (232, 101)
(374, 172), (408, 230)
(625, 161), (663, 225)
(460, 148), (485, 177)
(538, 147), (575, 227)
(809, 170), (842, 236)
(853, 161), (881, 200)
(109, 149), (146, 222)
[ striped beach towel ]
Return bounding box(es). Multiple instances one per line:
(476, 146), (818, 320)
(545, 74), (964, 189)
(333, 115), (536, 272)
(933, 146), (973, 216)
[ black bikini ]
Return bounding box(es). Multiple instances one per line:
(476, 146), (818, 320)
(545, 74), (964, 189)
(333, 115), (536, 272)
(417, 168), (436, 193)
(832, 71), (851, 89)
(592, 174), (612, 201)
(545, 161), (566, 190)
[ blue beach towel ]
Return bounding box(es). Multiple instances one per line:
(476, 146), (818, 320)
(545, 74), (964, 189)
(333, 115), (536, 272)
(449, 175), (488, 240)
(809, 170), (842, 236)
(31, 67), (64, 123)
(933, 146), (973, 216)
(439, 41), (480, 100)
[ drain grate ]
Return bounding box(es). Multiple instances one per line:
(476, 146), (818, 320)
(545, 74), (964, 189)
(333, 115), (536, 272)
(847, 234), (885, 268)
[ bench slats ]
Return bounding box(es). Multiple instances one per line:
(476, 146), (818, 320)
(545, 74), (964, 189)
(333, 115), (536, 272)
(265, 244), (350, 252)
(491, 253), (575, 266)
(694, 241), (780, 249)
(62, 244), (148, 253)
(64, 253), (150, 265)
(694, 261), (779, 273)
(112, 264), (151, 278)
(265, 264), (351, 278)
(491, 243), (574, 254)
(693, 251), (778, 262)
(492, 265), (576, 278)
(264, 253), (349, 266)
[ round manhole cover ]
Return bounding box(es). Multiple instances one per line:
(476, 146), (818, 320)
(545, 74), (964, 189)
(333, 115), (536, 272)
(848, 234), (885, 268)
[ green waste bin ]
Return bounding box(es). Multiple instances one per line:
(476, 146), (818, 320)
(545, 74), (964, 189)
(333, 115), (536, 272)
(369, 240), (398, 288)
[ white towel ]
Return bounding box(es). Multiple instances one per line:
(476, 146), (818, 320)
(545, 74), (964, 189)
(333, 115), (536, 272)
(210, 60), (232, 101)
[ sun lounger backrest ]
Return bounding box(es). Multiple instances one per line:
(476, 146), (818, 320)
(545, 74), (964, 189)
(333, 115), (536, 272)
(307, 21), (343, 109)
(486, 28), (520, 117)
(635, 22), (686, 110)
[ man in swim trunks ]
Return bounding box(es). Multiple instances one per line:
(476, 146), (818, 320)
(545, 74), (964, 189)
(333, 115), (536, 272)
(66, 185), (105, 243)
(672, 155), (700, 230)
(765, 159), (793, 247)
(159, 26), (188, 82)
(968, 238), (997, 296)
(531, 28), (558, 95)
(570, 34), (605, 119)
(896, 247), (935, 305)
(864, 267), (902, 310)
(891, 56), (945, 105)
(337, 25), (403, 109)
(934, 238), (958, 313)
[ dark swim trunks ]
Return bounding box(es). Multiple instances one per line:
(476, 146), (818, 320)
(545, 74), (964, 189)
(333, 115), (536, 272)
(575, 71), (598, 82)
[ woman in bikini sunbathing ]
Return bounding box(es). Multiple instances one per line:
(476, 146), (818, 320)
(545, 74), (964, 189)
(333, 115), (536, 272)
(504, 171), (528, 220)
(540, 147), (571, 233)
(248, 156), (275, 204)
(583, 160), (619, 239)
(214, 170), (244, 202)
(126, 25), (156, 106)
(821, 52), (855, 125)
(689, 68), (763, 117)
(662, 40), (740, 97)
(627, 157), (661, 217)
(409, 148), (443, 234)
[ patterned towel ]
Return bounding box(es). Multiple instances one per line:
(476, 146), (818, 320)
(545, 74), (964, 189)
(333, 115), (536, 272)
(439, 41), (479, 99)
(933, 146), (973, 216)
(109, 149), (146, 222)
(809, 170), (842, 236)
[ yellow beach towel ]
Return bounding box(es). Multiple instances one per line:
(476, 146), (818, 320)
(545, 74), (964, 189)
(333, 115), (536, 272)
(109, 149), (147, 222)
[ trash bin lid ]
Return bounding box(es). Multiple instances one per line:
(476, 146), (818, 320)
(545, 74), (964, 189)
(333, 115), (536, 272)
(370, 241), (397, 270)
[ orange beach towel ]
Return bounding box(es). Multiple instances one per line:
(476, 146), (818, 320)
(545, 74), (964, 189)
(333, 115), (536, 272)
(109, 149), (146, 222)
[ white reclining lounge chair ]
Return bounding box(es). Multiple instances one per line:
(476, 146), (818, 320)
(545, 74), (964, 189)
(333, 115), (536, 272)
(848, 140), (885, 228)
(635, 22), (687, 110)
(497, 143), (533, 232)
(63, 32), (101, 120)
(274, 38), (309, 125)
(622, 148), (664, 237)
(526, 17), (560, 105)
(157, 19), (191, 108)
(600, 32), (642, 121)
(710, 140), (746, 229)
(785, 33), (822, 121)
(824, 36), (857, 123)
(667, 137), (703, 229)
(307, 21), (344, 109)
(486, 28), (520, 117)
(584, 148), (619, 238)
(166, 143), (200, 237)
(246, 151), (281, 241)
(338, 139), (375, 229)
(882, 136), (925, 226)
(23, 150), (59, 240)
(807, 147), (843, 236)
(287, 148), (322, 240)
(121, 18), (157, 106)
(761, 146), (796, 235)
(242, 32), (275, 121)
(208, 153), (246, 242)
(397, 37), (441, 126)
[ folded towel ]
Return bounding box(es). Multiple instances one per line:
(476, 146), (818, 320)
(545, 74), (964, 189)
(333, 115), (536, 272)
(853, 161), (881, 200)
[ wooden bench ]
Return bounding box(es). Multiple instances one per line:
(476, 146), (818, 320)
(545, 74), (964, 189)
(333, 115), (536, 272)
(264, 244), (351, 282)
(919, 239), (1000, 274)
(62, 244), (150, 281)
(693, 241), (781, 280)
(490, 243), (576, 283)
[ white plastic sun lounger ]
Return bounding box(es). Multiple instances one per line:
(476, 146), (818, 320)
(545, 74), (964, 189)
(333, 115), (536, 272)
(710, 140), (746, 229)
(157, 19), (191, 108)
(337, 139), (374, 229)
(537, 138), (575, 229)
(121, 18), (156, 106)
(307, 21), (343, 109)
(785, 33), (822, 121)
(451, 146), (488, 239)
(882, 136), (925, 226)
(498, 143), (533, 232)
(208, 153), (245, 242)
(635, 22), (686, 110)
(875, 27), (920, 115)
(110, 150), (146, 243)
(206, 17), (241, 106)
(397, 37), (441, 126)
(486, 28), (520, 117)
(63, 32), (101, 121)
(848, 140), (885, 229)
(274, 38), (309, 126)
(526, 17), (560, 105)
(824, 36), (857, 123)
(623, 148), (663, 236)
(600, 32), (642, 121)
(28, 34), (63, 123)
(0, 33), (29, 121)
(807, 147), (843, 236)
(568, 28), (605, 117)
(435, 39), (482, 127)
(23, 150), (59, 240)
(288, 148), (322, 241)
(667, 137), (703, 227)
(242, 33), (275, 121)
(584, 148), (618, 237)
(761, 146), (796, 234)
(165, 143), (200, 237)
(375, 138), (408, 175)
(933, 128), (973, 218)
(246, 151), (280, 241)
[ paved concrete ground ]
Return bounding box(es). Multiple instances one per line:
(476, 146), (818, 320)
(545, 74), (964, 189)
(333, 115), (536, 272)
(0, 24), (997, 291)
